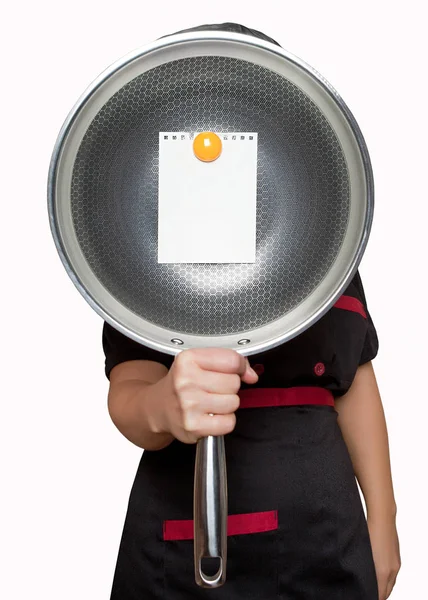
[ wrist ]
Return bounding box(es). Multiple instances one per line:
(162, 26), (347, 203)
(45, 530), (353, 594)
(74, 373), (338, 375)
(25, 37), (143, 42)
(367, 500), (397, 523)
(142, 374), (172, 436)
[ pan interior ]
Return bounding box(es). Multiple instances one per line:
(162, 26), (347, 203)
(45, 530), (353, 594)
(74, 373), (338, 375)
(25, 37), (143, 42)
(70, 55), (350, 336)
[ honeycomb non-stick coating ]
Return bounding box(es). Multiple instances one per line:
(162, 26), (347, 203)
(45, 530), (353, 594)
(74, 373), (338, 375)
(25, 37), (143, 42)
(70, 55), (349, 335)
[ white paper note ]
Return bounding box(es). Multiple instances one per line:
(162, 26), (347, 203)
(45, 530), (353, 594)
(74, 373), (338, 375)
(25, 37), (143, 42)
(158, 132), (258, 263)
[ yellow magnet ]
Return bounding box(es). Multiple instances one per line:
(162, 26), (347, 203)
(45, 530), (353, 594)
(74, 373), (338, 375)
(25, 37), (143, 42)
(193, 131), (222, 162)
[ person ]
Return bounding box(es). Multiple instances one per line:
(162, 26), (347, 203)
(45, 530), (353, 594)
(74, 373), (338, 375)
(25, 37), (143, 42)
(102, 23), (401, 600)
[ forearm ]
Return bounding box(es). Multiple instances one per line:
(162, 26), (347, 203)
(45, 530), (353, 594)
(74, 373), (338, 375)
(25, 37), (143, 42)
(335, 361), (397, 520)
(108, 376), (175, 451)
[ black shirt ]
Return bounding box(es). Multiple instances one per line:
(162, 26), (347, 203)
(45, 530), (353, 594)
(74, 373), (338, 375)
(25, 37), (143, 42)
(102, 269), (378, 398)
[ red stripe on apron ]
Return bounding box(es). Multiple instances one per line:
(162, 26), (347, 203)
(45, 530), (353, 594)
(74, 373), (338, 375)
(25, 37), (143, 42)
(163, 510), (278, 541)
(334, 295), (367, 318)
(238, 386), (334, 409)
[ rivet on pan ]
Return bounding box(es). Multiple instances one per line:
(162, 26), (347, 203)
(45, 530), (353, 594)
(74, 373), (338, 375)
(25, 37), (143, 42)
(171, 338), (184, 345)
(237, 339), (251, 345)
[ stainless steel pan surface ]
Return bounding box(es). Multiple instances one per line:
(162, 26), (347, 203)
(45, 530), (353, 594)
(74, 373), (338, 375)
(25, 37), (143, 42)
(48, 30), (374, 588)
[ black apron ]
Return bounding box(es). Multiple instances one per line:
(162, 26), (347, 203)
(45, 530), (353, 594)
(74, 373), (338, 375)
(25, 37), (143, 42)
(109, 387), (378, 599)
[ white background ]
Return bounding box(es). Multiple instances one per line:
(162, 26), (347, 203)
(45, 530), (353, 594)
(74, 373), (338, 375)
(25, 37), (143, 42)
(1, 1), (426, 598)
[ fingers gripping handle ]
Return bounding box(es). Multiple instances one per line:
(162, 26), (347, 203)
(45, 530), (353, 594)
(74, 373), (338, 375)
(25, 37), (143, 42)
(194, 435), (227, 588)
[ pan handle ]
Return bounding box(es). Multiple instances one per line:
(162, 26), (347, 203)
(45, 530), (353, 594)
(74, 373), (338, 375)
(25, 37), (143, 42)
(194, 434), (227, 588)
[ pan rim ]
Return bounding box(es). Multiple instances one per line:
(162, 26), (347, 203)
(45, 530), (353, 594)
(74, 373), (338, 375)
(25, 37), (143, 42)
(47, 31), (374, 356)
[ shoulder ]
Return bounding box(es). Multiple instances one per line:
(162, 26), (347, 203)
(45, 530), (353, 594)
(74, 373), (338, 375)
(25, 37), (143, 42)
(331, 269), (368, 319)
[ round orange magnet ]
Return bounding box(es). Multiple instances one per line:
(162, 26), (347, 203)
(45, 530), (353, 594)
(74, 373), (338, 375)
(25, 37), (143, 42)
(193, 131), (222, 162)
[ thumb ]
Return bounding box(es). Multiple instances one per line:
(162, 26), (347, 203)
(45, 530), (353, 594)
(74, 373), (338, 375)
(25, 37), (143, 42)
(240, 358), (259, 384)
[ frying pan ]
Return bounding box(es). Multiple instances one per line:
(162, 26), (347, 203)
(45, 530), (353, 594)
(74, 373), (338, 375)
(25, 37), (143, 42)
(48, 30), (374, 588)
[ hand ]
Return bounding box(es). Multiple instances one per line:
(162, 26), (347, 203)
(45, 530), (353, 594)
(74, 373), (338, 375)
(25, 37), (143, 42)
(160, 347), (258, 444)
(367, 515), (401, 599)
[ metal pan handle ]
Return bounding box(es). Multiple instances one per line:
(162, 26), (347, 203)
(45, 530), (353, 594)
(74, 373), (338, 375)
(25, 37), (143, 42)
(194, 434), (227, 587)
